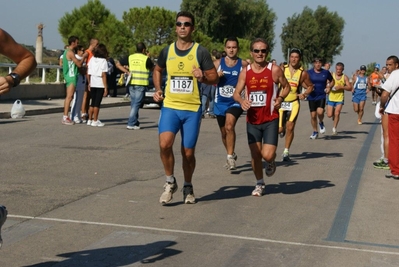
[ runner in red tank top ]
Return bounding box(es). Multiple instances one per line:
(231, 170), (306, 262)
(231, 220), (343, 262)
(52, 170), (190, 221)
(233, 38), (290, 197)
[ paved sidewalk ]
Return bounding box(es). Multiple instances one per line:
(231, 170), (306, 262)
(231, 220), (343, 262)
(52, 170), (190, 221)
(0, 96), (134, 119)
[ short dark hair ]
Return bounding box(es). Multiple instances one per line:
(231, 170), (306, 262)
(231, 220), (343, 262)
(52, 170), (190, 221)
(176, 11), (195, 26)
(387, 55), (399, 65)
(225, 36), (239, 47)
(250, 38), (269, 52)
(94, 43), (108, 59)
(289, 48), (302, 58)
(136, 42), (146, 53)
(68, 36), (79, 45)
(313, 57), (323, 63)
(336, 62), (344, 68)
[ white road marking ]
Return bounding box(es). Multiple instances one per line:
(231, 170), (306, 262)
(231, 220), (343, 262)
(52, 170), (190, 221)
(8, 214), (399, 256)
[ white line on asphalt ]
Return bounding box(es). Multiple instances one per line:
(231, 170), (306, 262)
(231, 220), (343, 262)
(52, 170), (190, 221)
(8, 214), (399, 256)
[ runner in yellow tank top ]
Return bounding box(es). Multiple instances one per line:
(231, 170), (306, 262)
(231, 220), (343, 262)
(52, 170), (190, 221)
(279, 48), (313, 161)
(326, 62), (352, 135)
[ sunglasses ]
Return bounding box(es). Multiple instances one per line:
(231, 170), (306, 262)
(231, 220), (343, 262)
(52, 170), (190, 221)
(252, 49), (267, 54)
(176, 21), (193, 27)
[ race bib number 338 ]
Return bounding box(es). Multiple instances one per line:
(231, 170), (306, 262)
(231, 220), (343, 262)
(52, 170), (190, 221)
(170, 76), (193, 94)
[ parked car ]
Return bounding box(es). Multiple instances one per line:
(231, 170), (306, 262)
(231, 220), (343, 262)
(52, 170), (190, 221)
(141, 69), (167, 107)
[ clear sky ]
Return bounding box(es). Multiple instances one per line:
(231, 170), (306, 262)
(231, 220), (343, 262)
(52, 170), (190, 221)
(1, 0), (398, 74)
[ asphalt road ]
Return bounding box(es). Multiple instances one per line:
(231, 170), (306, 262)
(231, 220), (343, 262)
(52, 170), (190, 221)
(1, 97), (399, 267)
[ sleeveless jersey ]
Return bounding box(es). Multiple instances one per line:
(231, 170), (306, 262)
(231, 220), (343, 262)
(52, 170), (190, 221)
(164, 42), (200, 111)
(62, 49), (78, 82)
(353, 75), (368, 95)
(329, 72), (345, 102)
(128, 53), (150, 86)
(370, 72), (381, 87)
(283, 65), (303, 102)
(245, 63), (279, 125)
(214, 58), (242, 114)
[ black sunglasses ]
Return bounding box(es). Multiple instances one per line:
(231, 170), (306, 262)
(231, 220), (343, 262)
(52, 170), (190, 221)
(252, 49), (267, 54)
(176, 21), (193, 27)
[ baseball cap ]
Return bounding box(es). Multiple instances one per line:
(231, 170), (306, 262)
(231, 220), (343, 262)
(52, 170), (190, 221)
(360, 65), (367, 71)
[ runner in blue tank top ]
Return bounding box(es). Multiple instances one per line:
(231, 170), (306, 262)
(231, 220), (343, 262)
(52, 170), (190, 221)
(213, 37), (248, 170)
(352, 65), (370, 124)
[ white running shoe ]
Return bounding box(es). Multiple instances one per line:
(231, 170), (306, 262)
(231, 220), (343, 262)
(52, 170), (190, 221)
(252, 184), (265, 196)
(91, 120), (105, 127)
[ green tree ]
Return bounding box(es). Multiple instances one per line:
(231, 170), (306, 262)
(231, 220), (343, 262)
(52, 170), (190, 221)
(181, 0), (276, 52)
(280, 6), (345, 66)
(58, 0), (132, 57)
(122, 6), (176, 47)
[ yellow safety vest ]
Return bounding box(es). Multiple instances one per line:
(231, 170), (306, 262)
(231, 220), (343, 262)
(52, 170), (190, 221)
(164, 42), (200, 111)
(128, 53), (150, 86)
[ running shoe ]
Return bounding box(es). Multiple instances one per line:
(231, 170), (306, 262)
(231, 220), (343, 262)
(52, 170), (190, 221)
(373, 160), (390, 170)
(310, 131), (318, 139)
(87, 120), (92, 126)
(82, 113), (88, 123)
(182, 185), (196, 204)
(385, 173), (399, 179)
(73, 116), (82, 124)
(0, 205), (7, 248)
(252, 184), (265, 196)
(332, 127), (337, 135)
(319, 122), (326, 134)
(226, 157), (237, 170)
(232, 153), (238, 161)
(127, 125), (140, 130)
(91, 120), (105, 127)
(159, 181), (178, 204)
(62, 117), (74, 125)
(282, 151), (290, 162)
(265, 160), (276, 177)
(357, 119), (362, 125)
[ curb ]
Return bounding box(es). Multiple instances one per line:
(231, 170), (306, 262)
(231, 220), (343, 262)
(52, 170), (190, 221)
(0, 101), (131, 119)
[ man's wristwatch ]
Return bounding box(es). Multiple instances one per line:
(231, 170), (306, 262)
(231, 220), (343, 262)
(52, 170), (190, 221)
(7, 73), (21, 87)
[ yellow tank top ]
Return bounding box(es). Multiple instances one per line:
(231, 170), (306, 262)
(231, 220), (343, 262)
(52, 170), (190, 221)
(329, 72), (345, 102)
(283, 65), (303, 102)
(164, 43), (200, 111)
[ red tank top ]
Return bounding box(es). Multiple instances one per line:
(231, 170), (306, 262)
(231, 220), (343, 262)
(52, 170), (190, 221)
(245, 63), (279, 125)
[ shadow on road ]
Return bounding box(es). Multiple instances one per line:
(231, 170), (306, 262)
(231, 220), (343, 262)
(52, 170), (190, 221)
(23, 241), (181, 267)
(265, 180), (335, 195)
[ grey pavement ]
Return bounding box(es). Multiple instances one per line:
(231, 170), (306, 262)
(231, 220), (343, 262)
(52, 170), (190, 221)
(1, 92), (399, 266)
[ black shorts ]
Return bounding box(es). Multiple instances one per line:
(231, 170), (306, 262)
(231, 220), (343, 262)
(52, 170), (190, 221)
(247, 118), (279, 146)
(216, 106), (243, 128)
(308, 98), (326, 112)
(90, 87), (104, 108)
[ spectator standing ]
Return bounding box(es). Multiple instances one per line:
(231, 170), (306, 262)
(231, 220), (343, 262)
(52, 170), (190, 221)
(106, 56), (117, 97)
(81, 38), (99, 123)
(87, 43), (108, 127)
(380, 58), (399, 179)
(70, 45), (87, 123)
(61, 36), (88, 125)
(117, 42), (153, 130)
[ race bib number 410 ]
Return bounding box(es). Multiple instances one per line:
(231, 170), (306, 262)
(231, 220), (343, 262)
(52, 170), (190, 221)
(249, 91), (266, 107)
(170, 76), (193, 94)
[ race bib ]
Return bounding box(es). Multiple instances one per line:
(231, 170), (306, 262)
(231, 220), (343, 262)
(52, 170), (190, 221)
(170, 76), (193, 94)
(249, 91), (266, 107)
(219, 85), (235, 98)
(358, 83), (366, 89)
(281, 101), (293, 111)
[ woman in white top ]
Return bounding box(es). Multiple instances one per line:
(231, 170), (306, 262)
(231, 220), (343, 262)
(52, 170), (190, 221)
(87, 44), (108, 127)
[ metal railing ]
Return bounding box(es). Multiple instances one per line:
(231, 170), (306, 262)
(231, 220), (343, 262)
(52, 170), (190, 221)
(0, 63), (63, 84)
